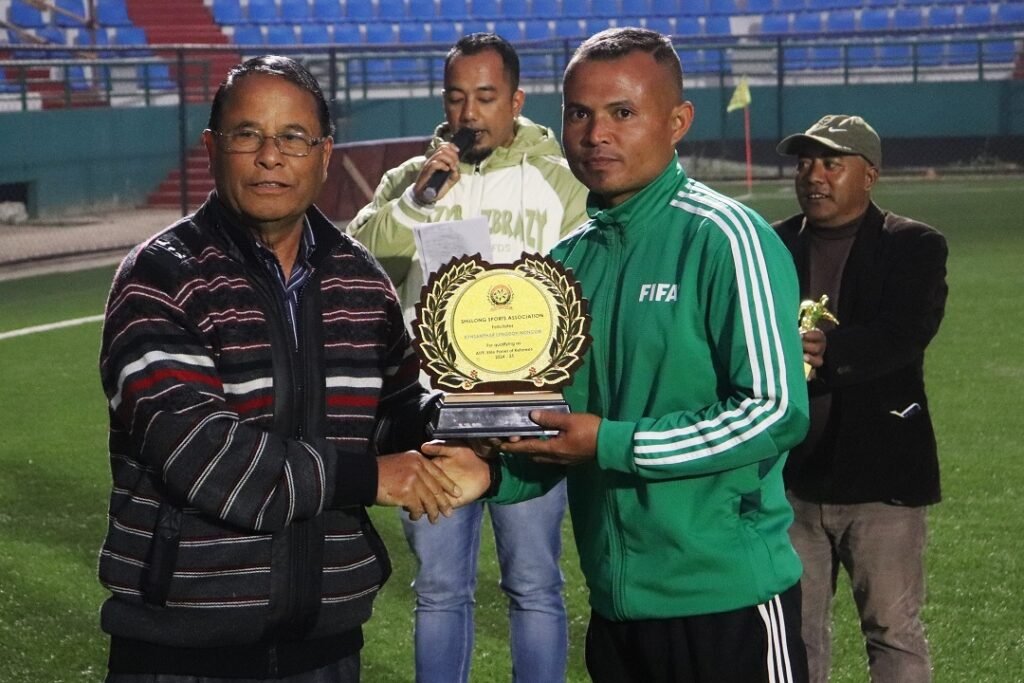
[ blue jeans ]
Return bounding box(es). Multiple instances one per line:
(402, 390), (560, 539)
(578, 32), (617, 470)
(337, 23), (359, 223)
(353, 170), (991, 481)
(788, 495), (931, 683)
(401, 480), (568, 683)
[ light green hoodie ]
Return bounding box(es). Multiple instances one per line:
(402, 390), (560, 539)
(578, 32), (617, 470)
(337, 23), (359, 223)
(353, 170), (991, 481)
(347, 116), (588, 321)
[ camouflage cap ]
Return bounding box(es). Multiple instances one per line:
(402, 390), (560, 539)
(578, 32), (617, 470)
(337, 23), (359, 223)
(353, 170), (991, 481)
(776, 114), (882, 168)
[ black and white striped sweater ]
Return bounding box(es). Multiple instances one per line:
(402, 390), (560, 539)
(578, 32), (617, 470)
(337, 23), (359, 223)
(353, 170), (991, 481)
(98, 195), (432, 676)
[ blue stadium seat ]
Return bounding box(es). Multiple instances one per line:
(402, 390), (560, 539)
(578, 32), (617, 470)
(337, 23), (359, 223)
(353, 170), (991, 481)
(501, 0), (529, 18)
(859, 9), (890, 32)
(54, 0), (87, 28)
(947, 40), (979, 65)
(428, 20), (458, 43)
(66, 64), (93, 90)
(777, 0), (805, 12)
(846, 43), (877, 68)
(704, 15), (732, 36)
(784, 45), (811, 70)
(299, 23), (331, 43)
(461, 19), (488, 34)
(266, 25), (298, 45)
(247, 0), (279, 23)
(793, 12), (822, 34)
(592, 0), (621, 16)
(471, 0), (501, 19)
(649, 0), (680, 13)
(280, 0), (312, 23)
(811, 45), (841, 69)
(585, 17), (614, 34)
(493, 19), (523, 41)
(212, 0), (244, 25)
(679, 0), (709, 15)
(915, 40), (945, 67)
(877, 42), (911, 68)
(530, 0), (559, 18)
(864, 0), (897, 7)
(707, 0), (739, 14)
(332, 22), (362, 43)
(438, 0), (469, 19)
(983, 38), (1017, 64)
(555, 18), (582, 38)
(761, 14), (790, 34)
(523, 18), (552, 39)
(138, 63), (176, 90)
(928, 7), (957, 29)
(378, 0), (406, 19)
(113, 25), (151, 56)
(398, 21), (427, 43)
(892, 8), (924, 31)
(995, 4), (1024, 25)
(365, 22), (396, 43)
(0, 67), (22, 94)
(900, 0), (932, 6)
(744, 0), (773, 14)
(73, 27), (111, 54)
(561, 0), (589, 17)
(37, 27), (71, 57)
(9, 0), (46, 28)
(233, 25), (265, 45)
(345, 0), (375, 20)
(962, 5), (992, 27)
(311, 0), (343, 22)
(675, 17), (701, 36)
(408, 0), (437, 18)
(826, 10), (855, 33)
(645, 16), (674, 35)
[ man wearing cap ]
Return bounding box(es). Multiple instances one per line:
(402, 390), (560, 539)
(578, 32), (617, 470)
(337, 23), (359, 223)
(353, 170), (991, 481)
(774, 114), (948, 683)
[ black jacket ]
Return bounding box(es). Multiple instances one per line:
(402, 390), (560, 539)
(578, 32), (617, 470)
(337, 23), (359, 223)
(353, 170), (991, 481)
(774, 202), (948, 506)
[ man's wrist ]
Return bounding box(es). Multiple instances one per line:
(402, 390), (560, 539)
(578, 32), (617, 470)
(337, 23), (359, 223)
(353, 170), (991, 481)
(483, 456), (502, 498)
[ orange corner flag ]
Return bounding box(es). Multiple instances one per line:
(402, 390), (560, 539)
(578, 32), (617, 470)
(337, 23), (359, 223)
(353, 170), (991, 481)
(727, 76), (752, 113)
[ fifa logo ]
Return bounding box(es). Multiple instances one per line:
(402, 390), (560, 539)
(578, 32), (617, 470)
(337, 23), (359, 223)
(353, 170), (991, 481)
(639, 283), (678, 302)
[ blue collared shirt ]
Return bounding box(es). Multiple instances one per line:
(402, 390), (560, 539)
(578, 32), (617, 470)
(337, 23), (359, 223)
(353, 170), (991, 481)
(253, 219), (316, 348)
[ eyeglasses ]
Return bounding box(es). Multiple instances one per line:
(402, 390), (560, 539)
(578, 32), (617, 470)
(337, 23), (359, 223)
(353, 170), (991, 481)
(208, 129), (326, 157)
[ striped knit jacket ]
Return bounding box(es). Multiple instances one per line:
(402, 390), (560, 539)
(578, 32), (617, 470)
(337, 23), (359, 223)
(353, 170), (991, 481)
(98, 195), (433, 676)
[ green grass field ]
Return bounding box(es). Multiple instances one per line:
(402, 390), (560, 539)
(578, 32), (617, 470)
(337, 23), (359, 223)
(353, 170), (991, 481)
(1, 176), (1022, 682)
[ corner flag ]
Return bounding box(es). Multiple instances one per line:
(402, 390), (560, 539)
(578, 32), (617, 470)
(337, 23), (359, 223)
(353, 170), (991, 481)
(727, 76), (752, 112)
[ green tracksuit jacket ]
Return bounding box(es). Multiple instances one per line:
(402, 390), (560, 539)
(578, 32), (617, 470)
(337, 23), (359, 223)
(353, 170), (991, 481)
(493, 158), (810, 620)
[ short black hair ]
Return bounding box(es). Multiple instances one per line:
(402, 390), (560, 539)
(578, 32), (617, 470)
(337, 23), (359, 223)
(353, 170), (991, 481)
(207, 55), (335, 137)
(444, 33), (520, 92)
(565, 27), (683, 102)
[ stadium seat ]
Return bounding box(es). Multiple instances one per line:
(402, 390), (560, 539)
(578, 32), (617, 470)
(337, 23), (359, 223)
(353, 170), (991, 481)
(793, 12), (822, 34)
(408, 0), (437, 18)
(915, 40), (945, 67)
(877, 42), (911, 68)
(501, 0), (529, 18)
(592, 0), (621, 16)
(113, 26), (151, 57)
(266, 25), (298, 45)
(332, 22), (362, 43)
(555, 18), (583, 38)
(947, 40), (979, 66)
(761, 14), (790, 34)
(524, 19), (553, 39)
(233, 25), (265, 45)
(428, 21), (458, 43)
(675, 17), (701, 36)
(299, 23), (331, 43)
(461, 19), (488, 34)
(0, 67), (22, 94)
(36, 27), (71, 57)
(645, 16), (674, 35)
(561, 0), (588, 17)
(74, 27), (111, 54)
(784, 45), (811, 70)
(864, 0), (897, 7)
(777, 0), (806, 13)
(846, 43), (877, 68)
(995, 4), (1024, 26)
(398, 22), (427, 43)
(311, 0), (343, 22)
(900, 0), (932, 6)
(138, 62), (176, 90)
(928, 7), (957, 30)
(859, 9), (890, 32)
(649, 0), (680, 14)
(585, 17), (614, 34)
(962, 5), (992, 27)
(471, 0), (501, 19)
(983, 38), (1017, 64)
(494, 20), (523, 41)
(744, 0), (774, 14)
(345, 0), (375, 20)
(704, 16), (732, 36)
(892, 8), (923, 31)
(280, 0), (312, 23)
(247, 0), (279, 23)
(9, 0), (46, 29)
(377, 0), (406, 19)
(826, 10), (855, 33)
(530, 0), (559, 18)
(438, 0), (469, 19)
(394, 24), (429, 81)
(65, 64), (93, 91)
(811, 45), (841, 69)
(96, 0), (133, 26)
(212, 0), (244, 25)
(53, 0), (87, 28)
(365, 23), (396, 43)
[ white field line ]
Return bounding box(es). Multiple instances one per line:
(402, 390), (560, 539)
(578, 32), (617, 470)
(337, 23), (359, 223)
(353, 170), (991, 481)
(0, 314), (103, 341)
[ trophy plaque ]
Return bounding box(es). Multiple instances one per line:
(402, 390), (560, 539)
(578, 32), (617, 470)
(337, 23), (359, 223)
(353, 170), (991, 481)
(798, 294), (839, 378)
(413, 253), (592, 438)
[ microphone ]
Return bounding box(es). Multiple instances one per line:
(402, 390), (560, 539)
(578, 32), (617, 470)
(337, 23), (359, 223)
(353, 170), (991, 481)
(421, 127), (478, 203)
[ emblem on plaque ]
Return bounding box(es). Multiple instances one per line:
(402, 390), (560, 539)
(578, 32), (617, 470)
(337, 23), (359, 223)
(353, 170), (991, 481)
(413, 253), (592, 438)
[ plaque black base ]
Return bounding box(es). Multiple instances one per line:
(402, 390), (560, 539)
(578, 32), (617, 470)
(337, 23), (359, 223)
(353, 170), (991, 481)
(428, 393), (569, 439)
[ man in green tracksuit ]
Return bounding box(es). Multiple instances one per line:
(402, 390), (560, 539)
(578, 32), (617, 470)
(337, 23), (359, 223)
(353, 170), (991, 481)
(427, 28), (811, 683)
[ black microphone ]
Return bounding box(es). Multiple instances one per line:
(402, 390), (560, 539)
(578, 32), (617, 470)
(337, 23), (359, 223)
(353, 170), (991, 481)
(421, 127), (478, 203)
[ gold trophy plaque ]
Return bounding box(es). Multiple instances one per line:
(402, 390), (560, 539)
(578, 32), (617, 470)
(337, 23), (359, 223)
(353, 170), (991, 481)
(798, 294), (839, 378)
(413, 253), (592, 438)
